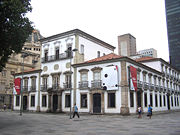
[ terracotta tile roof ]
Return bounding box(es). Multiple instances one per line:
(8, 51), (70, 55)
(135, 57), (156, 62)
(85, 53), (123, 63)
(15, 68), (41, 75)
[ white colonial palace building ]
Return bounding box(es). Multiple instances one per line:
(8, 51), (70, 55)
(13, 29), (180, 115)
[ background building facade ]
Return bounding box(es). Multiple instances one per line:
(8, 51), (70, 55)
(165, 0), (180, 70)
(0, 30), (42, 109)
(118, 34), (136, 57)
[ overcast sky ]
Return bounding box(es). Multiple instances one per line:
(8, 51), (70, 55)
(27, 0), (169, 61)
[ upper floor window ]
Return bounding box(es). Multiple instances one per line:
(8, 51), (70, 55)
(148, 75), (152, 84)
(52, 75), (59, 85)
(97, 51), (100, 58)
(67, 45), (72, 57)
(31, 78), (36, 87)
(65, 74), (71, 88)
(94, 72), (101, 80)
(44, 50), (48, 62)
(154, 77), (156, 85)
(143, 74), (146, 82)
(137, 72), (140, 81)
(55, 47), (59, 60)
(42, 77), (48, 86)
(1, 70), (6, 77)
(80, 44), (84, 54)
(24, 79), (28, 87)
(81, 73), (88, 81)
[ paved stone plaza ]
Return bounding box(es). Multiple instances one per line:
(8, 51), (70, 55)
(0, 111), (180, 135)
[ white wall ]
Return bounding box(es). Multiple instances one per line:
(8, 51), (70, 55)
(76, 61), (121, 113)
(79, 36), (114, 61)
(13, 72), (40, 111)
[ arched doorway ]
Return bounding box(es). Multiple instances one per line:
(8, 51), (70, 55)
(53, 95), (58, 112)
(93, 93), (101, 113)
(23, 96), (27, 110)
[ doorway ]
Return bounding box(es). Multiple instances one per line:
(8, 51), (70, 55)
(167, 95), (170, 110)
(93, 93), (101, 113)
(53, 95), (58, 112)
(137, 91), (142, 107)
(23, 96), (27, 110)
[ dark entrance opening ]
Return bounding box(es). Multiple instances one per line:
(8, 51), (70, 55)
(167, 94), (170, 110)
(93, 93), (101, 113)
(137, 91), (142, 107)
(23, 96), (27, 110)
(53, 95), (58, 112)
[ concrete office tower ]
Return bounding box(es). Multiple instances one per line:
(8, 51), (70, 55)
(118, 34), (136, 57)
(138, 48), (157, 58)
(165, 0), (180, 70)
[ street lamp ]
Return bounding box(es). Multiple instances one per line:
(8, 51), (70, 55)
(20, 52), (29, 116)
(65, 48), (78, 119)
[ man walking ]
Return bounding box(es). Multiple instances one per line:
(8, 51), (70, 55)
(73, 103), (80, 118)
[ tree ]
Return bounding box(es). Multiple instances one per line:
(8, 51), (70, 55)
(0, 0), (33, 71)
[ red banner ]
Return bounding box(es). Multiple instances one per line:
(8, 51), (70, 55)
(130, 66), (137, 91)
(14, 78), (21, 95)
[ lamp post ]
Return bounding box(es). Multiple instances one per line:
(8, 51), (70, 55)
(66, 48), (78, 119)
(20, 52), (29, 116)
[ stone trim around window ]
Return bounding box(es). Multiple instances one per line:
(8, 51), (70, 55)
(91, 67), (102, 72)
(78, 69), (89, 73)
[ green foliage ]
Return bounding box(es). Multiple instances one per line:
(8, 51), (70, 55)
(0, 0), (33, 71)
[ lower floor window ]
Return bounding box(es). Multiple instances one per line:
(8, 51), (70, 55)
(108, 93), (115, 108)
(65, 94), (70, 107)
(31, 95), (35, 107)
(163, 95), (166, 106)
(16, 95), (20, 106)
(160, 94), (162, 107)
(42, 95), (47, 107)
(171, 96), (173, 107)
(144, 93), (147, 107)
(155, 94), (158, 107)
(130, 92), (134, 107)
(150, 94), (153, 107)
(81, 94), (87, 108)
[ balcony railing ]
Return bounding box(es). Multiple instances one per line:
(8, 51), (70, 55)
(22, 86), (29, 92)
(40, 85), (48, 92)
(143, 82), (149, 89)
(30, 86), (36, 92)
(91, 80), (102, 89)
(41, 53), (72, 63)
(52, 84), (60, 90)
(160, 86), (163, 91)
(63, 82), (72, 90)
(79, 81), (89, 89)
(149, 84), (154, 90)
(155, 85), (159, 91)
(137, 80), (143, 89)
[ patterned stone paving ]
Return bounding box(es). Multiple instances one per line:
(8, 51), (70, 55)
(0, 111), (180, 135)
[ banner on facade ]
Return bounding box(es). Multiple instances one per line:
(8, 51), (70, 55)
(14, 78), (21, 95)
(130, 66), (137, 91)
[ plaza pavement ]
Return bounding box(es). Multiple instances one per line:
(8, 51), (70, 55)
(0, 111), (180, 135)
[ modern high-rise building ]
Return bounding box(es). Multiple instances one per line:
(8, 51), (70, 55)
(118, 34), (136, 57)
(165, 0), (180, 70)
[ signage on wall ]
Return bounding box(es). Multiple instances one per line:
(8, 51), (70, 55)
(102, 65), (119, 90)
(14, 78), (21, 95)
(129, 66), (137, 91)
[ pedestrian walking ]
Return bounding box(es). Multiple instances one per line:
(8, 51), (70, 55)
(138, 106), (142, 118)
(72, 104), (80, 118)
(3, 104), (6, 111)
(147, 105), (152, 119)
